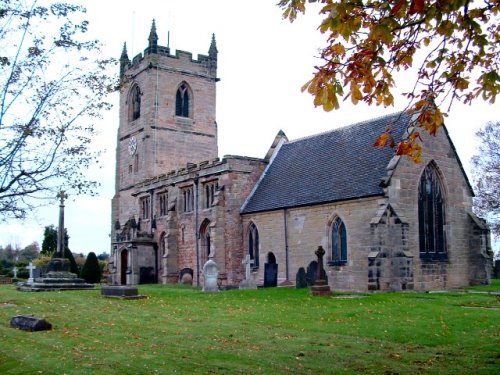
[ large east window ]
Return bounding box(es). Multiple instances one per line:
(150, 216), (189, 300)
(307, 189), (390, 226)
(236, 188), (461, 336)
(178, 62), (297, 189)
(418, 163), (447, 259)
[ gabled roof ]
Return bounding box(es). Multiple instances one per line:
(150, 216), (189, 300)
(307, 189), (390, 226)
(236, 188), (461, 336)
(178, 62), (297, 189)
(241, 112), (411, 214)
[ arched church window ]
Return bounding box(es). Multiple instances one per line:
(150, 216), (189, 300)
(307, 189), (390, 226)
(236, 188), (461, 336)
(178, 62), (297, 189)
(330, 217), (347, 265)
(129, 85), (141, 121)
(175, 82), (191, 118)
(418, 163), (447, 259)
(248, 222), (259, 269)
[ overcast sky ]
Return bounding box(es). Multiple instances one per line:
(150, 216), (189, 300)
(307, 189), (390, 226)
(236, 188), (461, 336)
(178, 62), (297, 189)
(1, 0), (498, 254)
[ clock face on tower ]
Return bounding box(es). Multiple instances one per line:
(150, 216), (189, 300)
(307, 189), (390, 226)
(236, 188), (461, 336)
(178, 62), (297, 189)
(128, 136), (137, 156)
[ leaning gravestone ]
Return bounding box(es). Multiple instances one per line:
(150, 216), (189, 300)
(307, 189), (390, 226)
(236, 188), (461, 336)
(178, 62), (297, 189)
(202, 259), (219, 293)
(10, 315), (52, 332)
(295, 267), (308, 289)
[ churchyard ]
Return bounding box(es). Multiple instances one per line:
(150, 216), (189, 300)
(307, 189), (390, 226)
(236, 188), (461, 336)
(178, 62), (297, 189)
(0, 282), (498, 374)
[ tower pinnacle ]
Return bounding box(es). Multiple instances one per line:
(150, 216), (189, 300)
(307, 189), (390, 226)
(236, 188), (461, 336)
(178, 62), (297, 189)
(148, 19), (159, 54)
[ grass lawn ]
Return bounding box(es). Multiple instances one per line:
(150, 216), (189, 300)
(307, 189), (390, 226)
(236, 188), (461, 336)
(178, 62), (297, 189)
(0, 281), (499, 374)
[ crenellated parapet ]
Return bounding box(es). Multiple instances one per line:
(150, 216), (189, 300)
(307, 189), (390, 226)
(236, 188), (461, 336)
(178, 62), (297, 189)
(120, 20), (218, 79)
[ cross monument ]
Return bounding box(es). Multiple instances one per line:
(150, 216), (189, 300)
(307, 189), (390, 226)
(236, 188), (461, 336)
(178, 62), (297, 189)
(56, 190), (68, 258)
(26, 262), (36, 284)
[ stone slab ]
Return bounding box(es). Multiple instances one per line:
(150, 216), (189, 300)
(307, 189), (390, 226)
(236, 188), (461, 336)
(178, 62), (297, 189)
(101, 285), (146, 299)
(10, 315), (52, 331)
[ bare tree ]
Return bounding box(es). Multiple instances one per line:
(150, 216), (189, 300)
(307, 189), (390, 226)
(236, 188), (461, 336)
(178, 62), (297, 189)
(0, 0), (116, 220)
(471, 121), (500, 238)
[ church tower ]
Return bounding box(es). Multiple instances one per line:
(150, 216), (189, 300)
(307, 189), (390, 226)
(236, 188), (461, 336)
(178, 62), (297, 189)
(112, 20), (219, 230)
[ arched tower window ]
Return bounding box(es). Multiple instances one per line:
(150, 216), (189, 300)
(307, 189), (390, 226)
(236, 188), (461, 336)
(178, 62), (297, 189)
(248, 222), (259, 269)
(418, 163), (447, 259)
(129, 85), (141, 121)
(330, 217), (347, 265)
(175, 82), (191, 118)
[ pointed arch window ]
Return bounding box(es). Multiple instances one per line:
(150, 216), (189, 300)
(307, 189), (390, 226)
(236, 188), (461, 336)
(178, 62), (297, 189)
(200, 220), (211, 266)
(330, 217), (347, 266)
(418, 164), (447, 259)
(248, 222), (259, 269)
(129, 85), (141, 121)
(175, 82), (191, 118)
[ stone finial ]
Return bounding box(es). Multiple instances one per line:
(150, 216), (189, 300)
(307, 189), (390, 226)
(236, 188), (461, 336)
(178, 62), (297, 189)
(209, 33), (218, 59)
(119, 42), (130, 77)
(148, 19), (158, 54)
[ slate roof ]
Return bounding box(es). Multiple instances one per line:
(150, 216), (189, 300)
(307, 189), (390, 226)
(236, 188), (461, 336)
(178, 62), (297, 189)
(241, 112), (411, 214)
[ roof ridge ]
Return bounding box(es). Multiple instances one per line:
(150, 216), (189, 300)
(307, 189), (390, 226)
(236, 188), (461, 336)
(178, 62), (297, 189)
(288, 111), (405, 144)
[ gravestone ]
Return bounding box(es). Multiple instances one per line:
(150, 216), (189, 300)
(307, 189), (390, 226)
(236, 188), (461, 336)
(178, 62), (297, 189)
(202, 259), (219, 293)
(12, 266), (17, 279)
(10, 315), (52, 332)
(179, 268), (193, 285)
(239, 255), (257, 289)
(139, 267), (155, 284)
(263, 263), (278, 288)
(306, 261), (317, 286)
(295, 267), (308, 289)
(494, 260), (500, 279)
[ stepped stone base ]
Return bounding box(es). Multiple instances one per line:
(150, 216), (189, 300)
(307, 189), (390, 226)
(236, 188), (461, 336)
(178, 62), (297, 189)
(311, 279), (333, 296)
(16, 258), (94, 292)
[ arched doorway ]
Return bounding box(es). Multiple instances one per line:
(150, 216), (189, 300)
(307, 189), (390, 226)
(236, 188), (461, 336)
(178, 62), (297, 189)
(120, 249), (129, 285)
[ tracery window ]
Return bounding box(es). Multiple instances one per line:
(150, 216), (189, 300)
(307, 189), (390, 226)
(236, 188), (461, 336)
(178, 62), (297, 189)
(330, 217), (347, 265)
(418, 163), (447, 259)
(175, 82), (190, 118)
(129, 85), (141, 121)
(248, 222), (259, 269)
(182, 186), (194, 213)
(157, 192), (168, 217)
(140, 196), (150, 220)
(204, 181), (218, 208)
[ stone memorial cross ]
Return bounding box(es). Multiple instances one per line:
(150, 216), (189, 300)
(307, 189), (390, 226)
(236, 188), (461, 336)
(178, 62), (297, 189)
(26, 262), (36, 284)
(242, 254), (254, 281)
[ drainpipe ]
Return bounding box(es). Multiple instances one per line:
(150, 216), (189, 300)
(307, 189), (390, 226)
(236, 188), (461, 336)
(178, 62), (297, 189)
(284, 208), (289, 282)
(194, 176), (200, 286)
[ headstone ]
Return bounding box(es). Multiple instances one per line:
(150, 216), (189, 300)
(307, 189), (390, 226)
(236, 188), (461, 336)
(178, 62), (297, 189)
(295, 267), (308, 289)
(202, 259), (219, 292)
(179, 268), (193, 285)
(10, 315), (52, 332)
(306, 261), (317, 286)
(239, 255), (257, 289)
(12, 266), (17, 279)
(263, 263), (278, 287)
(139, 267), (155, 284)
(494, 260), (500, 279)
(26, 262), (36, 284)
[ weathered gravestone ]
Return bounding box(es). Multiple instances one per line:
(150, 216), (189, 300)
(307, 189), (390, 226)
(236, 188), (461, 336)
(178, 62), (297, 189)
(263, 263), (278, 287)
(179, 268), (193, 285)
(295, 267), (308, 289)
(306, 261), (317, 286)
(203, 259), (219, 293)
(10, 315), (52, 332)
(494, 260), (500, 279)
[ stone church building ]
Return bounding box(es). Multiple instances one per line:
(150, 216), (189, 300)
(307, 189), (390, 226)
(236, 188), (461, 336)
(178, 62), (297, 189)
(109, 22), (492, 292)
